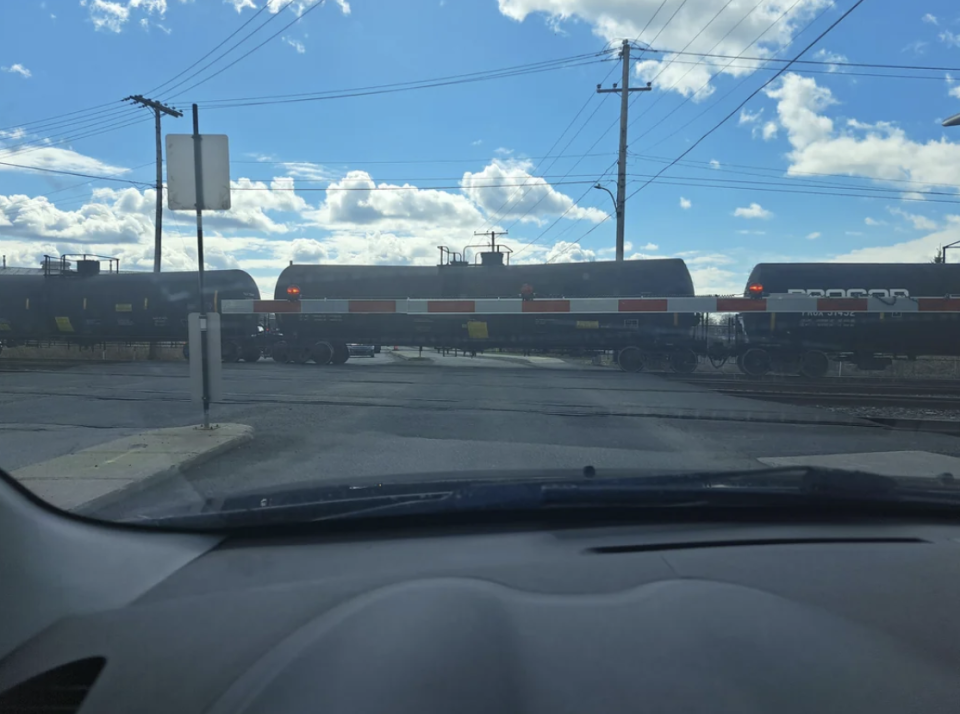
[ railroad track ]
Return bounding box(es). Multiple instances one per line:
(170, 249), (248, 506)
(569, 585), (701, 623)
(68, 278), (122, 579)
(666, 373), (960, 410)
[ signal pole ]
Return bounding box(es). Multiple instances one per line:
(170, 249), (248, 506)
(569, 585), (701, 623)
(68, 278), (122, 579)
(124, 95), (183, 272)
(597, 40), (651, 261)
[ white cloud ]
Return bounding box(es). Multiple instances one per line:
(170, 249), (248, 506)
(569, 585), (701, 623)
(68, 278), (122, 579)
(471, 139), (483, 146)
(765, 73), (960, 191)
(0, 138), (129, 177)
(888, 206), (938, 231)
(640, 242), (659, 250)
(283, 36), (306, 53)
(266, 0), (350, 14)
(922, 13), (938, 25)
(864, 217), (886, 226)
(460, 160), (607, 225)
(739, 108), (762, 125)
(1, 64), (31, 79)
(81, 0), (169, 32)
(737, 229), (767, 235)
(761, 121), (778, 140)
(279, 161), (337, 181)
(543, 241), (596, 263)
(941, 30), (960, 48)
(830, 223), (960, 264)
(497, 0), (831, 98)
(309, 170), (484, 233)
(813, 48), (847, 71)
(709, 159), (721, 169)
(679, 197), (691, 210)
(948, 75), (960, 101)
(226, 0), (256, 11)
(733, 202), (772, 219)
(805, 231), (820, 240)
(845, 231), (864, 236)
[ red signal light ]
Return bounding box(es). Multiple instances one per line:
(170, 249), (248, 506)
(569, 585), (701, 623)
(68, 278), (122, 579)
(747, 283), (764, 299)
(286, 285), (301, 301)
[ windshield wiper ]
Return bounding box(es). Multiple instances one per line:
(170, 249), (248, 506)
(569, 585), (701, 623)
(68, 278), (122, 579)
(130, 466), (960, 529)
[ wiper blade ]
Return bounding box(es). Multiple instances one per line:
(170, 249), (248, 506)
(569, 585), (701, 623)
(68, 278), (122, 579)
(130, 466), (960, 528)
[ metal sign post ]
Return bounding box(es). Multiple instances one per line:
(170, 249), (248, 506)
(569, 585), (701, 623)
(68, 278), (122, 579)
(192, 104), (211, 428)
(166, 107), (231, 430)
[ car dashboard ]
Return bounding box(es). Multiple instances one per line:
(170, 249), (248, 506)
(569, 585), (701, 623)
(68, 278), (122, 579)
(2, 506), (960, 714)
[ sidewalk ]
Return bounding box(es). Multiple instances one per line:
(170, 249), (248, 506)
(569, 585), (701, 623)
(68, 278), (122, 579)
(11, 423), (253, 513)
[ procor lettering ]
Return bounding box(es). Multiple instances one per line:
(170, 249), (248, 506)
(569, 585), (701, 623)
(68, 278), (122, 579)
(788, 288), (910, 298)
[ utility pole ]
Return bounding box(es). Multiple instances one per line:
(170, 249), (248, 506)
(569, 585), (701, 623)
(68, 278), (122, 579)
(597, 40), (651, 261)
(124, 95), (183, 272)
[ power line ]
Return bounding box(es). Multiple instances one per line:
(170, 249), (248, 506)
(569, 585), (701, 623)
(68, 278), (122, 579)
(633, 0), (671, 45)
(188, 54), (612, 108)
(231, 179), (608, 191)
(232, 151), (616, 165)
(0, 160), (152, 186)
(633, 177), (960, 204)
(629, 151), (960, 190)
(2, 116), (153, 160)
(644, 0), (691, 50)
(626, 0), (768, 129)
(622, 171), (960, 199)
(645, 57), (958, 81)
(166, 0), (330, 100)
(0, 101), (122, 134)
(145, 2), (270, 96)
(637, 2), (837, 153)
(626, 0), (867, 202)
(645, 48), (960, 73)
(0, 104), (133, 137)
(631, 0), (810, 141)
(0, 108), (143, 153)
(511, 159), (618, 258)
(238, 172), (614, 183)
(478, 59), (621, 232)
(158, 0), (305, 100)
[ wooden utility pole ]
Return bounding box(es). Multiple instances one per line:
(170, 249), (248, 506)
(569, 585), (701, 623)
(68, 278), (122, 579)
(124, 95), (183, 272)
(597, 40), (651, 261)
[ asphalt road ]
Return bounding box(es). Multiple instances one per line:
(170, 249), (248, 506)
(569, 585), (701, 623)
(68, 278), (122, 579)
(4, 350), (960, 520)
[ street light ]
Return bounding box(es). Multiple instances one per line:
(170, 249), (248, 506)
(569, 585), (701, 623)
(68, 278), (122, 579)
(940, 116), (960, 261)
(593, 183), (618, 216)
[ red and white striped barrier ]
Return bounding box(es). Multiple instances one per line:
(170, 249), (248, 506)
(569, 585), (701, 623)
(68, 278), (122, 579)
(220, 295), (960, 316)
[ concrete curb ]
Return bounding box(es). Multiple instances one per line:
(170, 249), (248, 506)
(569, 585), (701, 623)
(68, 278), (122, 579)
(11, 424), (253, 515)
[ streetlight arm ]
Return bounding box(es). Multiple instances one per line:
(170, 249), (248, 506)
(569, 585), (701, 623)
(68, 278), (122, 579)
(593, 184), (618, 214)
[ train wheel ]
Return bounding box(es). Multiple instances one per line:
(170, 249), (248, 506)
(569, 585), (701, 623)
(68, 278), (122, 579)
(271, 341), (290, 364)
(292, 346), (311, 364)
(310, 341), (334, 365)
(739, 348), (771, 378)
(799, 350), (829, 379)
(669, 349), (699, 374)
(331, 342), (349, 365)
(221, 341), (242, 363)
(241, 348), (261, 363)
(617, 346), (645, 373)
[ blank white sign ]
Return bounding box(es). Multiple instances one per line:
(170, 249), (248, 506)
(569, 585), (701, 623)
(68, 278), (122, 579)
(166, 134), (231, 211)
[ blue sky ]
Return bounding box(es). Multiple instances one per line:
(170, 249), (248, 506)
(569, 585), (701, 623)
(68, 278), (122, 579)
(2, 0), (960, 297)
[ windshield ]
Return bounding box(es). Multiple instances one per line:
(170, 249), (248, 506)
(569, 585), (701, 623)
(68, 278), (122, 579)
(3, 0), (960, 527)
